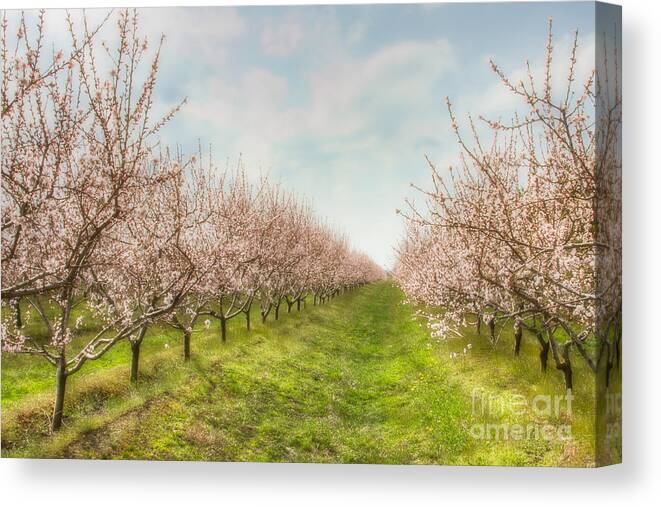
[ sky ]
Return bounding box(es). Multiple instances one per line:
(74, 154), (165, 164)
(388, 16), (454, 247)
(8, 2), (598, 268)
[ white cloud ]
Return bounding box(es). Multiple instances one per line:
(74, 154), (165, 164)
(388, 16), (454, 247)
(303, 40), (454, 138)
(457, 29), (596, 122)
(261, 15), (304, 56)
(260, 9), (368, 58)
(165, 36), (455, 267)
(6, 7), (598, 269)
(177, 37), (454, 166)
(6, 8), (247, 67)
(142, 7), (247, 64)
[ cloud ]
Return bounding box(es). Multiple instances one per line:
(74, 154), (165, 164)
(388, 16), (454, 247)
(19, 6), (593, 269)
(303, 39), (454, 139)
(5, 7), (248, 67)
(259, 8), (368, 58)
(142, 7), (247, 64)
(174, 36), (453, 164)
(159, 33), (455, 267)
(261, 15), (304, 56)
(456, 29), (596, 122)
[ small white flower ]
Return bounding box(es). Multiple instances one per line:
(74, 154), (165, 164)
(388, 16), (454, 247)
(204, 319), (211, 329)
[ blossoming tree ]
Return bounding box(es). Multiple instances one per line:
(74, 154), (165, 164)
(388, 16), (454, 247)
(1, 9), (185, 430)
(395, 22), (621, 390)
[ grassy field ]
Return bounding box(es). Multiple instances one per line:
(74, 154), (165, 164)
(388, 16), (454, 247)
(1, 282), (597, 465)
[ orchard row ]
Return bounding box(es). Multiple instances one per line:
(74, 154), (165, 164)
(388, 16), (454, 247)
(394, 22), (622, 391)
(0, 10), (384, 431)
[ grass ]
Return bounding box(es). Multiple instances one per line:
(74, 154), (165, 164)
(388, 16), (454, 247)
(1, 282), (599, 465)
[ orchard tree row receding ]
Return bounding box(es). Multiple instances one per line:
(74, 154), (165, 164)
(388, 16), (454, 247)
(0, 10), (384, 432)
(394, 22), (622, 392)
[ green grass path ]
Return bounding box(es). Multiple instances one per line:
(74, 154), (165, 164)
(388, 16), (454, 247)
(1, 282), (593, 465)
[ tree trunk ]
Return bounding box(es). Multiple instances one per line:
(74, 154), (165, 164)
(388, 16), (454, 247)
(488, 317), (496, 343)
(540, 340), (550, 372)
(605, 357), (613, 388)
(615, 333), (621, 369)
(220, 317), (227, 343)
(130, 340), (141, 383)
(274, 304), (280, 320)
(52, 357), (67, 432)
(297, 299), (301, 312)
(183, 329), (191, 361)
(559, 362), (573, 390)
(475, 312), (481, 334)
(513, 321), (523, 356)
(13, 299), (22, 328)
(534, 331), (550, 372)
(604, 340), (614, 388)
(245, 310), (251, 331)
(129, 325), (148, 383)
(261, 302), (272, 324)
(555, 343), (573, 391)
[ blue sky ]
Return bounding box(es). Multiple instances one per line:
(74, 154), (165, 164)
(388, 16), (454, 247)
(10, 2), (597, 268)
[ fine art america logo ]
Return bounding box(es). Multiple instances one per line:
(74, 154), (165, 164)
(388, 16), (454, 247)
(469, 388), (573, 442)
